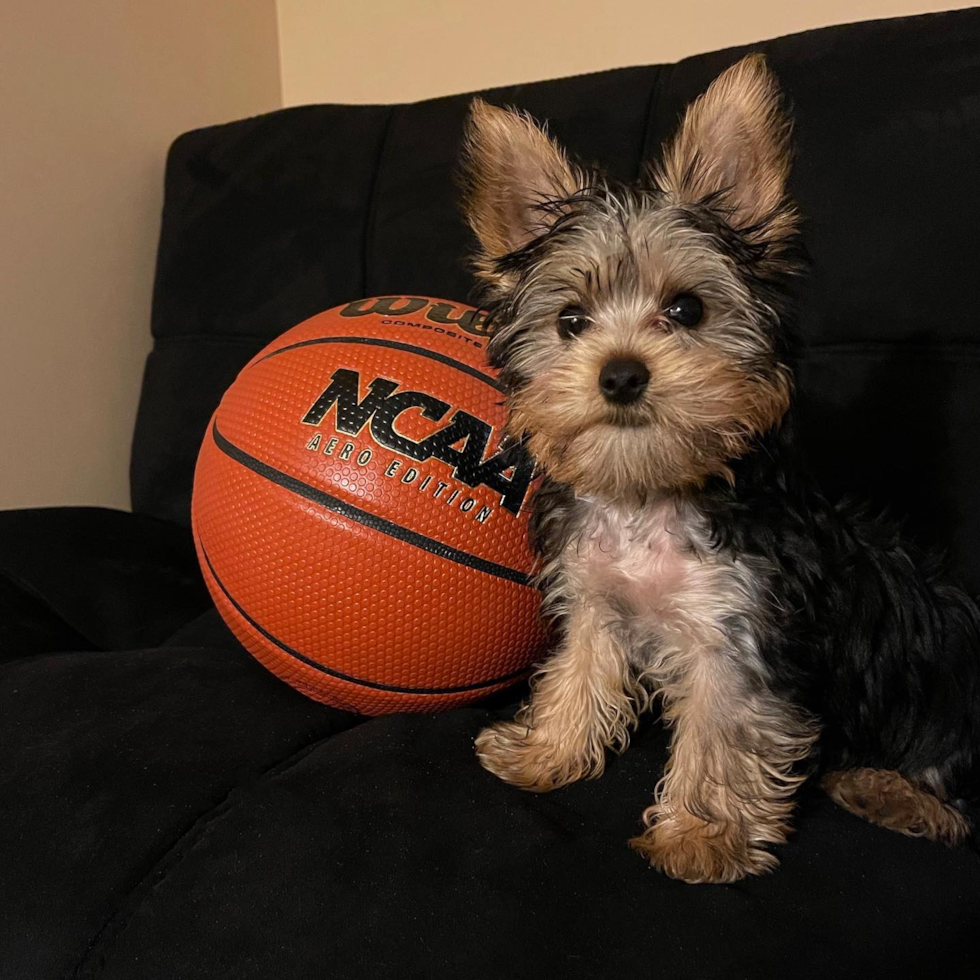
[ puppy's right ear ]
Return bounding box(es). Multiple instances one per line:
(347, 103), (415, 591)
(461, 99), (580, 282)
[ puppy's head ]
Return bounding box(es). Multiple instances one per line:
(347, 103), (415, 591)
(461, 55), (801, 501)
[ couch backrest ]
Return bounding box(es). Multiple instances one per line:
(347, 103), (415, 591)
(132, 8), (980, 592)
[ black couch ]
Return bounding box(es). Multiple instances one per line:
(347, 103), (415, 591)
(3, 10), (980, 978)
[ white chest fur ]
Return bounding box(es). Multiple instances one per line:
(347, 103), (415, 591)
(562, 497), (765, 672)
(570, 500), (694, 618)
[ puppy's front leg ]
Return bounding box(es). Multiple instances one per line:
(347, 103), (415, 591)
(631, 667), (817, 883)
(475, 598), (640, 792)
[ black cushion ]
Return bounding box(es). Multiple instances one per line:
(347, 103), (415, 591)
(2, 559), (976, 979)
(5, 9), (980, 979)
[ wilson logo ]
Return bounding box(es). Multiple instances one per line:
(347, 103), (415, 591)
(302, 369), (533, 515)
(339, 297), (491, 337)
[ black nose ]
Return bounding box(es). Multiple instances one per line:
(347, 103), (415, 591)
(598, 357), (650, 405)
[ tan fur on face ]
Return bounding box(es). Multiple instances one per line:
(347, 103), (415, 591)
(475, 598), (645, 792)
(653, 54), (797, 248)
(507, 318), (791, 498)
(822, 768), (970, 844)
(461, 57), (797, 501)
(461, 99), (582, 286)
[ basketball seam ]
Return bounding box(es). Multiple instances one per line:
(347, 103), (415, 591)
(252, 334), (505, 393)
(210, 422), (532, 586)
(199, 544), (531, 695)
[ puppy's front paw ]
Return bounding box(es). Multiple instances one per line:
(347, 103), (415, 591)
(630, 812), (778, 884)
(475, 720), (592, 792)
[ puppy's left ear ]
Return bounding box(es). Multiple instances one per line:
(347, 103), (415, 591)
(654, 54), (794, 237)
(460, 99), (581, 283)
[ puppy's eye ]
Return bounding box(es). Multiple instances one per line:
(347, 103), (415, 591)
(557, 306), (592, 339)
(664, 294), (704, 328)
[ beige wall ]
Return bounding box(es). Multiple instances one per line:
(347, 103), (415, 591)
(1, 1), (971, 511)
(277, 0), (972, 105)
(0, 0), (281, 511)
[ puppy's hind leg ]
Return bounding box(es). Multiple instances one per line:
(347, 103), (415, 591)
(822, 768), (970, 844)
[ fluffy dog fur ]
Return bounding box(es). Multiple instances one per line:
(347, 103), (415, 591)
(462, 55), (980, 883)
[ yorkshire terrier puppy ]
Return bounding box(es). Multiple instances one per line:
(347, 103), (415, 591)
(462, 55), (980, 883)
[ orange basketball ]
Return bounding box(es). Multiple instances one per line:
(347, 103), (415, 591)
(191, 297), (549, 715)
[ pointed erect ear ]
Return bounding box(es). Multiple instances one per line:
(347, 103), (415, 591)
(655, 54), (794, 235)
(460, 99), (581, 270)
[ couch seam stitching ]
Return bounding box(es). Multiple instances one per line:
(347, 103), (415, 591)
(70, 728), (356, 979)
(361, 105), (396, 297)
